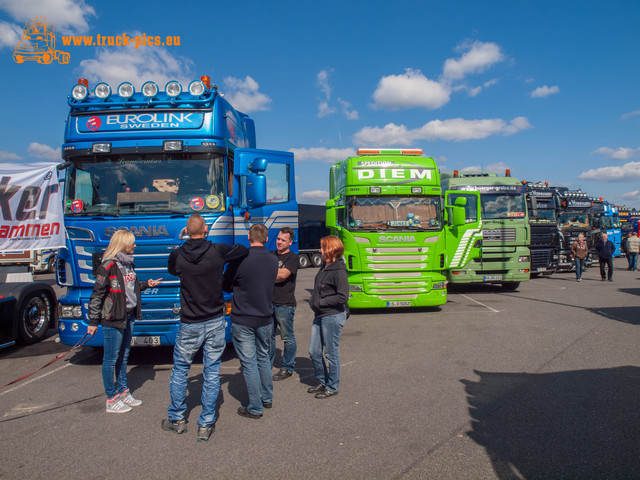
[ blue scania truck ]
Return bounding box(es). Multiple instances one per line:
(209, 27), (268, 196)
(57, 76), (297, 346)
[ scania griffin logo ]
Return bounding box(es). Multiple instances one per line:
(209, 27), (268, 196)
(379, 235), (416, 243)
(105, 226), (169, 237)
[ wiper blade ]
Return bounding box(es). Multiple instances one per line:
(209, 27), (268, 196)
(67, 211), (120, 217)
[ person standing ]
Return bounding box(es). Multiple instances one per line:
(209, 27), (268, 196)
(270, 227), (299, 381)
(571, 233), (589, 282)
(162, 214), (248, 441)
(621, 232), (631, 270)
(223, 224), (278, 419)
(88, 230), (161, 413)
(308, 235), (349, 399)
(595, 232), (615, 281)
(627, 231), (640, 271)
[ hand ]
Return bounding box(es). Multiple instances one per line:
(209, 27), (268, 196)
(87, 326), (98, 335)
(148, 278), (162, 287)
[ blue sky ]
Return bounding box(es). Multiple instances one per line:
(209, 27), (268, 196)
(1, 0), (639, 208)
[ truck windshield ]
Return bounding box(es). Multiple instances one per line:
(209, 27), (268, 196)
(64, 153), (226, 216)
(599, 216), (620, 229)
(531, 208), (556, 221)
(345, 196), (442, 231)
(480, 194), (527, 219)
(557, 213), (590, 228)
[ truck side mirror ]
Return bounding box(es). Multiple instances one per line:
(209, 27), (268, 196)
(245, 173), (266, 208)
(325, 199), (336, 228)
(451, 205), (466, 227)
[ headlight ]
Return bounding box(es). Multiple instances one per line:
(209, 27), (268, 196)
(72, 306), (83, 318)
(117, 82), (135, 98)
(349, 285), (363, 292)
(142, 81), (159, 98)
(432, 282), (446, 290)
(518, 256), (530, 263)
(165, 81), (182, 98)
(71, 84), (88, 101)
(188, 80), (205, 96)
(61, 305), (82, 318)
(94, 82), (111, 99)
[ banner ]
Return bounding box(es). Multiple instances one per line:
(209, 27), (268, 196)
(0, 162), (65, 252)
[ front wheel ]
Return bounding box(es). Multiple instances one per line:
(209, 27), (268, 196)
(299, 254), (309, 269)
(502, 282), (520, 291)
(17, 292), (53, 344)
(310, 252), (323, 267)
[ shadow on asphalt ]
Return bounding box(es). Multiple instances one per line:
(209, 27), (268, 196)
(462, 366), (640, 479)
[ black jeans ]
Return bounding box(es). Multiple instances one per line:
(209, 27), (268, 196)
(599, 257), (613, 280)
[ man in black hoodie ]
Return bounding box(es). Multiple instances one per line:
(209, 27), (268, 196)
(162, 214), (248, 441)
(223, 223), (278, 419)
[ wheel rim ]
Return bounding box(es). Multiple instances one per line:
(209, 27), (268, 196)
(23, 297), (47, 336)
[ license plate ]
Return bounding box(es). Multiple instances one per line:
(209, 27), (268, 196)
(483, 275), (502, 281)
(537, 267), (547, 272)
(387, 301), (411, 307)
(131, 336), (161, 346)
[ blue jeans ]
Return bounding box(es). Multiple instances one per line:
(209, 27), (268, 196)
(232, 323), (273, 415)
(101, 313), (134, 399)
(309, 312), (347, 393)
(168, 316), (226, 427)
(269, 305), (297, 372)
(629, 252), (638, 271)
(574, 257), (586, 280)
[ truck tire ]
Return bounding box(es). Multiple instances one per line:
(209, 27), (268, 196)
(311, 252), (323, 268)
(17, 291), (53, 344)
(502, 282), (520, 291)
(299, 254), (310, 269)
(47, 256), (56, 273)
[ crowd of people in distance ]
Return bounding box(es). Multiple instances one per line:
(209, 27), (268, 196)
(571, 231), (639, 282)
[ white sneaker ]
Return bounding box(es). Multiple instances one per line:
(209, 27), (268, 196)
(106, 398), (133, 413)
(118, 390), (142, 407)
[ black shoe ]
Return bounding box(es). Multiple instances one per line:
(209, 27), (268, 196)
(161, 418), (187, 434)
(197, 424), (215, 441)
(601, 278), (606, 281)
(262, 402), (272, 409)
(273, 368), (294, 381)
(315, 389), (338, 399)
(237, 406), (262, 419)
(608, 278), (613, 282)
(307, 384), (325, 394)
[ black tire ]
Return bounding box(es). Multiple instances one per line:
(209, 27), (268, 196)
(311, 252), (323, 268)
(502, 282), (520, 291)
(17, 292), (52, 344)
(299, 254), (310, 269)
(47, 256), (56, 273)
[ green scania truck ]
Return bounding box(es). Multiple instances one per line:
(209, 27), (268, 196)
(440, 170), (531, 290)
(326, 149), (480, 308)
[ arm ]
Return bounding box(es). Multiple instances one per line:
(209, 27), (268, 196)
(275, 253), (298, 283)
(318, 270), (349, 309)
(222, 261), (240, 294)
(88, 264), (110, 327)
(275, 267), (293, 283)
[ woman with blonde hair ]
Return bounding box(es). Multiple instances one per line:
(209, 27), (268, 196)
(308, 235), (349, 399)
(88, 230), (161, 413)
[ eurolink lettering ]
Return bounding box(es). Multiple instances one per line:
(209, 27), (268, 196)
(106, 113), (193, 126)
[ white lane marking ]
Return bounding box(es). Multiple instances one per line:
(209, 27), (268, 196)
(459, 293), (501, 313)
(0, 363), (71, 397)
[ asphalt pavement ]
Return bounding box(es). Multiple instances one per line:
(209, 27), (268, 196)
(1, 259), (639, 479)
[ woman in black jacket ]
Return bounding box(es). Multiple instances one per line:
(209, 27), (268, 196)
(88, 230), (161, 413)
(308, 235), (348, 399)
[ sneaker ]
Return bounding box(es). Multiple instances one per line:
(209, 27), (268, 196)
(117, 390), (142, 407)
(315, 389), (338, 399)
(237, 406), (262, 419)
(106, 398), (132, 414)
(272, 368), (294, 381)
(197, 424), (215, 442)
(161, 418), (188, 434)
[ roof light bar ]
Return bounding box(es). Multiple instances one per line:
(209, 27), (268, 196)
(188, 80), (205, 96)
(117, 82), (134, 98)
(71, 83), (88, 101)
(165, 81), (182, 98)
(357, 148), (423, 156)
(94, 82), (111, 99)
(142, 81), (159, 98)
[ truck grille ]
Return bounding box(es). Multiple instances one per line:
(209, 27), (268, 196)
(483, 229), (516, 242)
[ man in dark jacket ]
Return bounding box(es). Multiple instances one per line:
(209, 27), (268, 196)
(223, 223), (278, 419)
(162, 214), (248, 441)
(595, 232), (615, 282)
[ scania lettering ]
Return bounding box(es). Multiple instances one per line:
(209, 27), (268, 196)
(326, 149), (479, 308)
(56, 76), (297, 347)
(440, 170), (530, 290)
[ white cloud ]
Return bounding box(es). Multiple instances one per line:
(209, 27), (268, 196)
(289, 147), (356, 163)
(622, 190), (640, 200)
(78, 43), (194, 91)
(442, 41), (505, 81)
(0, 20), (22, 49)
(28, 142), (60, 161)
(317, 100), (336, 118)
(530, 85), (560, 98)
(621, 110), (640, 120)
(338, 98), (358, 120)
(317, 70), (332, 99)
(462, 162), (511, 174)
(300, 190), (329, 200)
(0, 0), (96, 34)
(592, 146), (640, 160)
(0, 149), (21, 160)
(372, 68), (450, 110)
(578, 161), (640, 181)
(222, 75), (272, 113)
(353, 117), (532, 145)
